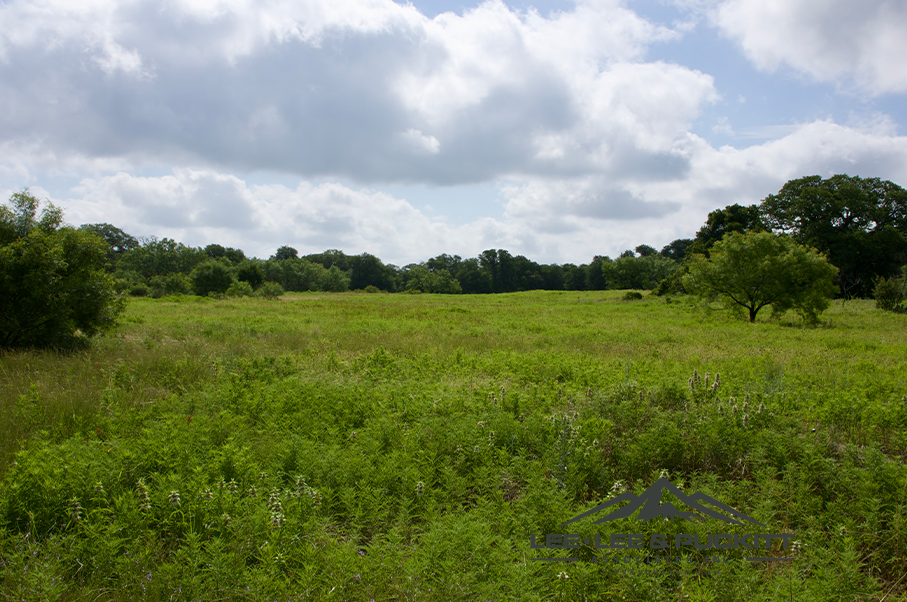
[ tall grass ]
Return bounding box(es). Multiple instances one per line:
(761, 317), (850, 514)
(1, 291), (905, 600)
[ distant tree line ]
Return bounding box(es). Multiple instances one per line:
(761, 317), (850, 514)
(74, 174), (905, 303)
(3, 173), (905, 349)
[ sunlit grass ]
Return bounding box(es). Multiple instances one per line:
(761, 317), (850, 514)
(1, 291), (905, 600)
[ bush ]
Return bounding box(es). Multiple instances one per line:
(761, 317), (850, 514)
(363, 285), (381, 294)
(256, 281), (285, 300)
(874, 272), (906, 312)
(149, 273), (193, 298)
(0, 190), (124, 349)
(226, 280), (254, 298)
(190, 260), (234, 296)
(623, 291), (644, 301)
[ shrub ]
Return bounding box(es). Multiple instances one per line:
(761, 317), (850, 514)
(256, 281), (285, 300)
(874, 272), (906, 312)
(149, 273), (193, 298)
(190, 260), (233, 296)
(0, 190), (124, 349)
(226, 280), (254, 298)
(623, 291), (643, 301)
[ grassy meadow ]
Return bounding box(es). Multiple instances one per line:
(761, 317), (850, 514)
(1, 290), (906, 600)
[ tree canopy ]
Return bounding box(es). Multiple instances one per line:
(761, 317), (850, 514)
(684, 231), (838, 323)
(759, 174), (907, 297)
(1, 190), (123, 349)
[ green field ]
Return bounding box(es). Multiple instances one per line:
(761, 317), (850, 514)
(1, 291), (906, 600)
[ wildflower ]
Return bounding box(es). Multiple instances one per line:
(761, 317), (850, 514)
(222, 513), (232, 527)
(350, 431), (357, 441)
(758, 403), (765, 413)
(715, 373), (720, 387)
(610, 481), (627, 497)
(168, 490), (181, 506)
(791, 540), (803, 555)
(227, 479), (238, 494)
(69, 497), (83, 522)
(247, 485), (258, 498)
(731, 404), (739, 414)
(659, 469), (669, 479)
(704, 373), (710, 390)
(295, 476), (307, 498)
(93, 482), (105, 495)
(717, 404), (724, 414)
(557, 571), (569, 579)
(477, 421), (485, 428)
(202, 488), (213, 502)
(742, 414), (749, 427)
(258, 471), (268, 482)
(488, 430), (496, 444)
(267, 488), (282, 513)
(838, 526), (846, 536)
(415, 481), (425, 497)
(269, 511), (285, 529)
(742, 402), (748, 413)
(473, 445), (480, 454)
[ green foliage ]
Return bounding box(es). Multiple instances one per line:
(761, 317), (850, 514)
(78, 223), (139, 271)
(622, 291), (644, 301)
(349, 253), (398, 292)
(149, 273), (193, 298)
(404, 265), (462, 293)
(690, 204), (766, 255)
(225, 280), (254, 298)
(256, 281), (285, 300)
(235, 260), (264, 289)
(190, 260), (234, 296)
(0, 191), (124, 350)
(873, 269), (907, 312)
(119, 237), (207, 279)
(321, 264), (350, 292)
(271, 245), (298, 261)
(685, 231), (838, 323)
(204, 243), (245, 264)
(261, 257), (327, 292)
(602, 252), (679, 290)
(1, 291), (906, 599)
(760, 174), (907, 297)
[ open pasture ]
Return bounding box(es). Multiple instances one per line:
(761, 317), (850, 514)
(1, 291), (906, 600)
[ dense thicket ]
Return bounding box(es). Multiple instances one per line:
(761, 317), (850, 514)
(1, 191), (123, 349)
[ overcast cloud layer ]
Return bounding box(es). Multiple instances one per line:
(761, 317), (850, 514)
(1, 0), (906, 264)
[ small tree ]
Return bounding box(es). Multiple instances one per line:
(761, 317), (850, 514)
(190, 260), (233, 296)
(873, 268), (907, 312)
(683, 231), (838, 323)
(0, 190), (124, 349)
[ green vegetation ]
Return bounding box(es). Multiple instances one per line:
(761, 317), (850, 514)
(684, 231), (838, 323)
(1, 291), (906, 600)
(0, 191), (123, 350)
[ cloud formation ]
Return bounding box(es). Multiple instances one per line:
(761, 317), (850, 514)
(713, 0), (907, 95)
(1, 0), (906, 264)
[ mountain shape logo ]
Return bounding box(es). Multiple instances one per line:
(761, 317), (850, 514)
(559, 478), (766, 528)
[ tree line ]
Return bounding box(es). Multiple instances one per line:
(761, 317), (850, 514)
(87, 174), (906, 300)
(2, 174), (906, 348)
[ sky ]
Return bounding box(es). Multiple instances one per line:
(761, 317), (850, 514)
(1, 0), (906, 266)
